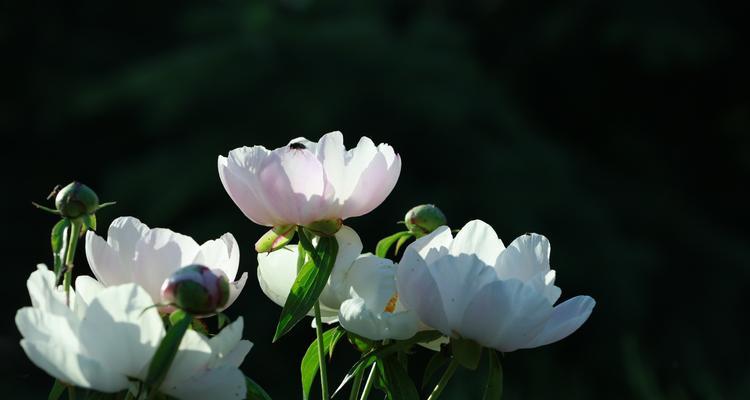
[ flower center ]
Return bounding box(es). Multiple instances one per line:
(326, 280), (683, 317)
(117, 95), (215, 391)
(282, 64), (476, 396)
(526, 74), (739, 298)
(289, 142), (306, 150)
(383, 293), (399, 313)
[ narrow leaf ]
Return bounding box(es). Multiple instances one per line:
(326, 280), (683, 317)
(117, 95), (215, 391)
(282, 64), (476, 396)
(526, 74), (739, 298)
(394, 234), (413, 257)
(333, 331), (443, 397)
(84, 214), (97, 231)
(376, 231), (412, 258)
(48, 379), (66, 400)
(301, 326), (346, 400)
(422, 351), (449, 389)
(377, 357), (419, 400)
(144, 314), (192, 394)
(482, 351), (503, 400)
(51, 219), (70, 278)
(246, 376), (272, 400)
(273, 236), (339, 341)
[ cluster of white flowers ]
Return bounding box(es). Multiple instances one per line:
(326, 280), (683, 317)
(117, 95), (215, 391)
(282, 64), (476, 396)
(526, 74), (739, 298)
(17, 130), (595, 399)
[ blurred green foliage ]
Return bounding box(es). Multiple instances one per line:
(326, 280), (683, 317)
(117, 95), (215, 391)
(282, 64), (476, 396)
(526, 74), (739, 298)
(2, 0), (748, 399)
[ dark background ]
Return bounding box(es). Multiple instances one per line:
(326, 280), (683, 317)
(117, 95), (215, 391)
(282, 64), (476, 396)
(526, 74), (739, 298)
(2, 0), (748, 399)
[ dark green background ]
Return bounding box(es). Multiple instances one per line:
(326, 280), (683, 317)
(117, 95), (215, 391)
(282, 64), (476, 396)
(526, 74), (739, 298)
(2, 0), (748, 399)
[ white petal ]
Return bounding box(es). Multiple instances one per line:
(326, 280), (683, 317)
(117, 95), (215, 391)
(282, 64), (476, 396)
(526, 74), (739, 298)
(340, 139), (401, 218)
(459, 279), (553, 352)
(133, 228), (201, 302)
(207, 317), (245, 368)
(399, 226), (453, 267)
(161, 329), (212, 387)
(323, 226), (364, 306)
(194, 233), (239, 280)
(395, 256), (451, 335)
(450, 220), (505, 266)
(161, 365), (246, 400)
(106, 217), (149, 260)
(495, 233), (551, 282)
(339, 295), (419, 341)
(85, 232), (130, 286)
(426, 254), (499, 329)
(522, 295), (595, 349)
(258, 146), (332, 225)
(78, 284), (165, 379)
(257, 245), (301, 309)
(219, 148), (279, 226)
(222, 272), (248, 311)
(316, 131), (347, 202)
(74, 275), (105, 317)
(26, 265), (73, 318)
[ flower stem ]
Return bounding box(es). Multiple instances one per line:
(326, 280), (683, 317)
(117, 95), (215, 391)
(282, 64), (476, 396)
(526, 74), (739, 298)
(63, 220), (82, 306)
(348, 367), (364, 400)
(67, 386), (76, 400)
(314, 301), (329, 400)
(359, 363), (377, 400)
(427, 358), (459, 400)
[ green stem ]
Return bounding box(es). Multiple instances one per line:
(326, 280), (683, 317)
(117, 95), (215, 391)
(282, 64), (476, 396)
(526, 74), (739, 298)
(63, 220), (82, 306)
(359, 363), (377, 400)
(427, 358), (459, 400)
(348, 367), (365, 400)
(67, 386), (77, 400)
(314, 302), (330, 400)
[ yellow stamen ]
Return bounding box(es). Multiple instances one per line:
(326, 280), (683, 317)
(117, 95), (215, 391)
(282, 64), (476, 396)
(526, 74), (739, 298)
(384, 293), (399, 313)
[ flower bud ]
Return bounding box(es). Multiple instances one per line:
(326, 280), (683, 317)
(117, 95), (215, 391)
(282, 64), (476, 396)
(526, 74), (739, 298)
(304, 218), (343, 237)
(55, 182), (99, 219)
(160, 264), (230, 317)
(404, 204), (447, 238)
(255, 225), (295, 253)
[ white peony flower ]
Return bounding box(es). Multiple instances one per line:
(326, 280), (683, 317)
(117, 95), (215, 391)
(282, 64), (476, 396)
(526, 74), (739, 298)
(85, 216), (248, 311)
(218, 131), (401, 227)
(397, 220), (596, 352)
(257, 226), (418, 340)
(15, 265), (252, 399)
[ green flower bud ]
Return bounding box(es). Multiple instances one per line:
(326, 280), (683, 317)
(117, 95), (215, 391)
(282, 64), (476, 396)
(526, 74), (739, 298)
(255, 225), (296, 253)
(304, 218), (343, 237)
(55, 182), (99, 219)
(160, 264), (230, 317)
(404, 204), (447, 238)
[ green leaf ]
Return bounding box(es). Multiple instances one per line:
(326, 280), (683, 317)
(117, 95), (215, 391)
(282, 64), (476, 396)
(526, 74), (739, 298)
(451, 337), (483, 370)
(376, 231), (412, 258)
(333, 330), (444, 397)
(348, 332), (377, 353)
(217, 312), (229, 330)
(394, 233), (412, 256)
(144, 314), (192, 395)
(83, 214), (97, 231)
(272, 235), (339, 341)
(48, 379), (66, 400)
(482, 351), (503, 400)
(51, 219), (70, 279)
(246, 376), (272, 400)
(301, 326), (346, 400)
(377, 356), (419, 400)
(422, 351), (449, 389)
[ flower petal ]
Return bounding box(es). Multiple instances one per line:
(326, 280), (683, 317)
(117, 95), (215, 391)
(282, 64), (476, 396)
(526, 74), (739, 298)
(162, 329), (212, 386)
(450, 220), (505, 266)
(222, 272), (248, 311)
(339, 295), (419, 341)
(396, 255), (451, 335)
(522, 295), (595, 349)
(495, 233), (551, 282)
(161, 365), (246, 400)
(322, 226), (364, 307)
(341, 139), (401, 218)
(219, 148), (278, 226)
(459, 279), (553, 352)
(133, 228), (201, 302)
(78, 284), (165, 380)
(194, 233), (240, 281)
(86, 232), (130, 286)
(26, 265), (73, 318)
(257, 245), (300, 309)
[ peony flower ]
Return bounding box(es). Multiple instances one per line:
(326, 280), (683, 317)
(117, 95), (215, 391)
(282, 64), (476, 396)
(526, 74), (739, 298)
(397, 220), (596, 352)
(218, 131), (401, 227)
(85, 216), (247, 312)
(257, 226), (418, 340)
(15, 265), (252, 399)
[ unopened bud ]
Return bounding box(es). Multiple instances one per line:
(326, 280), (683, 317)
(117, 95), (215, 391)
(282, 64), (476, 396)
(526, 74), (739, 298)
(255, 225), (295, 253)
(55, 182), (99, 219)
(304, 218), (343, 237)
(160, 264), (230, 317)
(404, 204), (447, 238)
